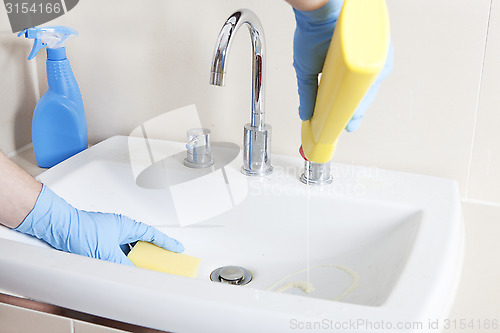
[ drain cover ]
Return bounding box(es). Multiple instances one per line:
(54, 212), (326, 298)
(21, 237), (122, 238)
(210, 266), (252, 285)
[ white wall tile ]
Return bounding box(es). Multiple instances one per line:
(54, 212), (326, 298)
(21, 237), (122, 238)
(468, 0), (500, 202)
(0, 4), (11, 32)
(333, 0), (490, 196)
(30, 0), (490, 196)
(0, 33), (37, 155)
(32, 0), (298, 150)
(448, 202), (500, 329)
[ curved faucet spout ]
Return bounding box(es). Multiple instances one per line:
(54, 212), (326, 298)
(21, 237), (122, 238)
(210, 9), (265, 130)
(209, 9), (272, 177)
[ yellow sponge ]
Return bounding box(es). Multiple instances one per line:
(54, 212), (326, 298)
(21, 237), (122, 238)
(127, 241), (201, 278)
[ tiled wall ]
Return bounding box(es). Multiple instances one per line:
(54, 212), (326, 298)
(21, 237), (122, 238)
(468, 0), (500, 203)
(0, 302), (128, 333)
(0, 8), (37, 156)
(2, 0), (500, 203)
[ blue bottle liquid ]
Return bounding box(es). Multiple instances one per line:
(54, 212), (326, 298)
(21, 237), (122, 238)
(19, 26), (88, 168)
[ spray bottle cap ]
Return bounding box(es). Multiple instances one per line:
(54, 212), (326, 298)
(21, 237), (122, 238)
(17, 26), (78, 60)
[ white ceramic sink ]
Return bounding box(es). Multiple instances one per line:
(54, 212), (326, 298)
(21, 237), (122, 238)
(0, 135), (463, 332)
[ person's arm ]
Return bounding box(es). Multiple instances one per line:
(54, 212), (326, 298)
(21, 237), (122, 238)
(285, 0), (329, 11)
(0, 151), (184, 266)
(0, 151), (41, 228)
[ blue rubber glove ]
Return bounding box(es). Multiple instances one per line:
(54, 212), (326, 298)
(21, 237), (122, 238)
(15, 185), (184, 266)
(292, 0), (394, 131)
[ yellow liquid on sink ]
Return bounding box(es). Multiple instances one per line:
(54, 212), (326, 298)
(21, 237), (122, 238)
(275, 281), (315, 294)
(266, 264), (359, 301)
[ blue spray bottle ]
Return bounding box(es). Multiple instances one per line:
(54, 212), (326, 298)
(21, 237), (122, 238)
(19, 26), (88, 168)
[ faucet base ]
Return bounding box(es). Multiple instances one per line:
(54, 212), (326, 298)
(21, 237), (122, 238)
(242, 123), (272, 176)
(300, 160), (333, 185)
(241, 166), (273, 177)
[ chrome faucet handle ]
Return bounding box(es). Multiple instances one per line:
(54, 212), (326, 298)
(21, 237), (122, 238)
(184, 128), (214, 169)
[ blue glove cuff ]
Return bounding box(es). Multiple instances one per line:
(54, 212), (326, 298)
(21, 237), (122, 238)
(14, 184), (75, 252)
(14, 184), (51, 236)
(293, 0), (344, 25)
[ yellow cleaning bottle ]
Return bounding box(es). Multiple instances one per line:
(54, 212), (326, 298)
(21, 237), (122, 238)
(301, 0), (390, 163)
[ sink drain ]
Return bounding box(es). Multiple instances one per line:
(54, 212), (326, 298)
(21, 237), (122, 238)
(210, 266), (252, 285)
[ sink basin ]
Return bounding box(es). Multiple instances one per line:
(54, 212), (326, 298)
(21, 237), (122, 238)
(0, 135), (463, 332)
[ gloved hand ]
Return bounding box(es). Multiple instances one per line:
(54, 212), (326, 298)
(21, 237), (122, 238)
(292, 0), (394, 131)
(15, 184), (184, 266)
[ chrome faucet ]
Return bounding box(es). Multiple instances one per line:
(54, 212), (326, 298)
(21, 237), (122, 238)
(209, 9), (272, 176)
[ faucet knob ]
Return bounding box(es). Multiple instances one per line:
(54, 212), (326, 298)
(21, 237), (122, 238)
(184, 128), (214, 169)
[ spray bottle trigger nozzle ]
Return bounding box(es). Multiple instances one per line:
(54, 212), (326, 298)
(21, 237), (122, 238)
(18, 26), (78, 60)
(16, 29), (27, 38)
(27, 38), (47, 60)
(17, 28), (47, 60)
